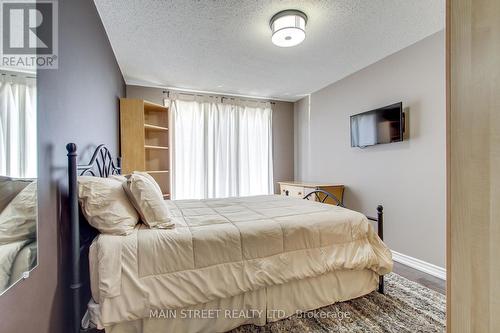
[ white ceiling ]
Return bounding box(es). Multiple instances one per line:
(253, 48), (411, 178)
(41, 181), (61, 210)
(94, 0), (444, 102)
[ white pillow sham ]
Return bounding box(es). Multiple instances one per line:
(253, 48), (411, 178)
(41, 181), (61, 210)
(123, 173), (174, 229)
(0, 176), (33, 215)
(78, 176), (139, 235)
(0, 181), (37, 245)
(132, 171), (163, 196)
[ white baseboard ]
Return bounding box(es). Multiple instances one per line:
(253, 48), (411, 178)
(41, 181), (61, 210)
(391, 250), (446, 280)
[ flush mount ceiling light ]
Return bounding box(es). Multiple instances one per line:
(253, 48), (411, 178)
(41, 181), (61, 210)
(270, 10), (307, 47)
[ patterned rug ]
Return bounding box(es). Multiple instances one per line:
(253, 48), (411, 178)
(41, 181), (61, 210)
(230, 273), (446, 333)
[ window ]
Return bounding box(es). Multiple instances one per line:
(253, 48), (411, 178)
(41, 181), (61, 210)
(171, 96), (273, 199)
(0, 75), (37, 179)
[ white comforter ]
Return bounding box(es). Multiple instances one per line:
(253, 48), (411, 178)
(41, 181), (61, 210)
(90, 195), (392, 326)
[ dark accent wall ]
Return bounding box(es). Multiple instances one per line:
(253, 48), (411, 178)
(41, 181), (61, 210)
(0, 0), (125, 332)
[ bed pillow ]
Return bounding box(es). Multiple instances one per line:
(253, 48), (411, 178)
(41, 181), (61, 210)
(78, 176), (139, 235)
(123, 173), (174, 229)
(0, 181), (37, 245)
(0, 176), (33, 215)
(132, 171), (163, 196)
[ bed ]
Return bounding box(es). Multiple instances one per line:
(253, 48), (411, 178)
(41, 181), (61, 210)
(66, 143), (392, 333)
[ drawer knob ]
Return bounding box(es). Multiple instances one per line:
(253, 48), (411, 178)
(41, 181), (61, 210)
(285, 190), (289, 196)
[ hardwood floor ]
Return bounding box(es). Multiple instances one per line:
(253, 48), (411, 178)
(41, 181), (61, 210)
(393, 261), (446, 294)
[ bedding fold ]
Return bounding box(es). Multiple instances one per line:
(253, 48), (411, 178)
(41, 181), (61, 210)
(90, 195), (392, 326)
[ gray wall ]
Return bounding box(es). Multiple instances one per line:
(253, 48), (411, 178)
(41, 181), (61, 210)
(271, 101), (294, 193)
(294, 31), (446, 267)
(126, 85), (294, 194)
(0, 0), (125, 332)
(294, 95), (310, 180)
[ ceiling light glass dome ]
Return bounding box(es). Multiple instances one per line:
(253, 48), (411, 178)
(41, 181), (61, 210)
(270, 10), (307, 47)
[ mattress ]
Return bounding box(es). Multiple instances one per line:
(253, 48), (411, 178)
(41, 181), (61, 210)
(89, 195), (392, 327)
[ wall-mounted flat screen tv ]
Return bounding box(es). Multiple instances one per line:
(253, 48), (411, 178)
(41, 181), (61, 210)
(350, 102), (404, 148)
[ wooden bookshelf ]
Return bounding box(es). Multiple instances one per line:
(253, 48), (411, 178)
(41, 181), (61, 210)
(144, 145), (169, 150)
(120, 98), (171, 199)
(144, 124), (168, 131)
(145, 170), (169, 174)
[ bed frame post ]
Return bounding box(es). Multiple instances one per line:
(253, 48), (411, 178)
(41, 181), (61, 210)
(377, 205), (384, 294)
(67, 143), (81, 333)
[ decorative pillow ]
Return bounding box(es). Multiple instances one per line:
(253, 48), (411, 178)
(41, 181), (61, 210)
(132, 171), (163, 196)
(123, 173), (174, 229)
(0, 181), (37, 245)
(78, 176), (139, 235)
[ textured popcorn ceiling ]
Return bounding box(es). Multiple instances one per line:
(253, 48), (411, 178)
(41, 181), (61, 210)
(94, 0), (444, 101)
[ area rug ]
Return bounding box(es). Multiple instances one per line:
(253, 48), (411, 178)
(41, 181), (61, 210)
(230, 273), (446, 333)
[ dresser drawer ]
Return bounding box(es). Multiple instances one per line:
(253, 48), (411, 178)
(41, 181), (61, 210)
(280, 184), (305, 198)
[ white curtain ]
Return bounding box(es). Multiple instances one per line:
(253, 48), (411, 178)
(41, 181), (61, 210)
(351, 113), (377, 147)
(171, 95), (273, 200)
(0, 76), (37, 178)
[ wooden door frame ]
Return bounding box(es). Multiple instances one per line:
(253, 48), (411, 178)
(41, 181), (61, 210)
(445, 0), (450, 332)
(446, 0), (500, 331)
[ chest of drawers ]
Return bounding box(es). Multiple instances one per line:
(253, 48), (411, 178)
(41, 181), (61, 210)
(277, 181), (345, 206)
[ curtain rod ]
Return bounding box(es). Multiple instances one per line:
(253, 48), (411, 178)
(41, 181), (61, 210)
(0, 70), (36, 80)
(162, 90), (276, 105)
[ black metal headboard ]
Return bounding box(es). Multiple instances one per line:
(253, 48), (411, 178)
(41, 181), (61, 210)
(66, 143), (121, 333)
(71, 143), (121, 177)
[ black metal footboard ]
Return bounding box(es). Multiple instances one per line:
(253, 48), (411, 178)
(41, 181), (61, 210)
(303, 190), (385, 294)
(367, 205), (384, 294)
